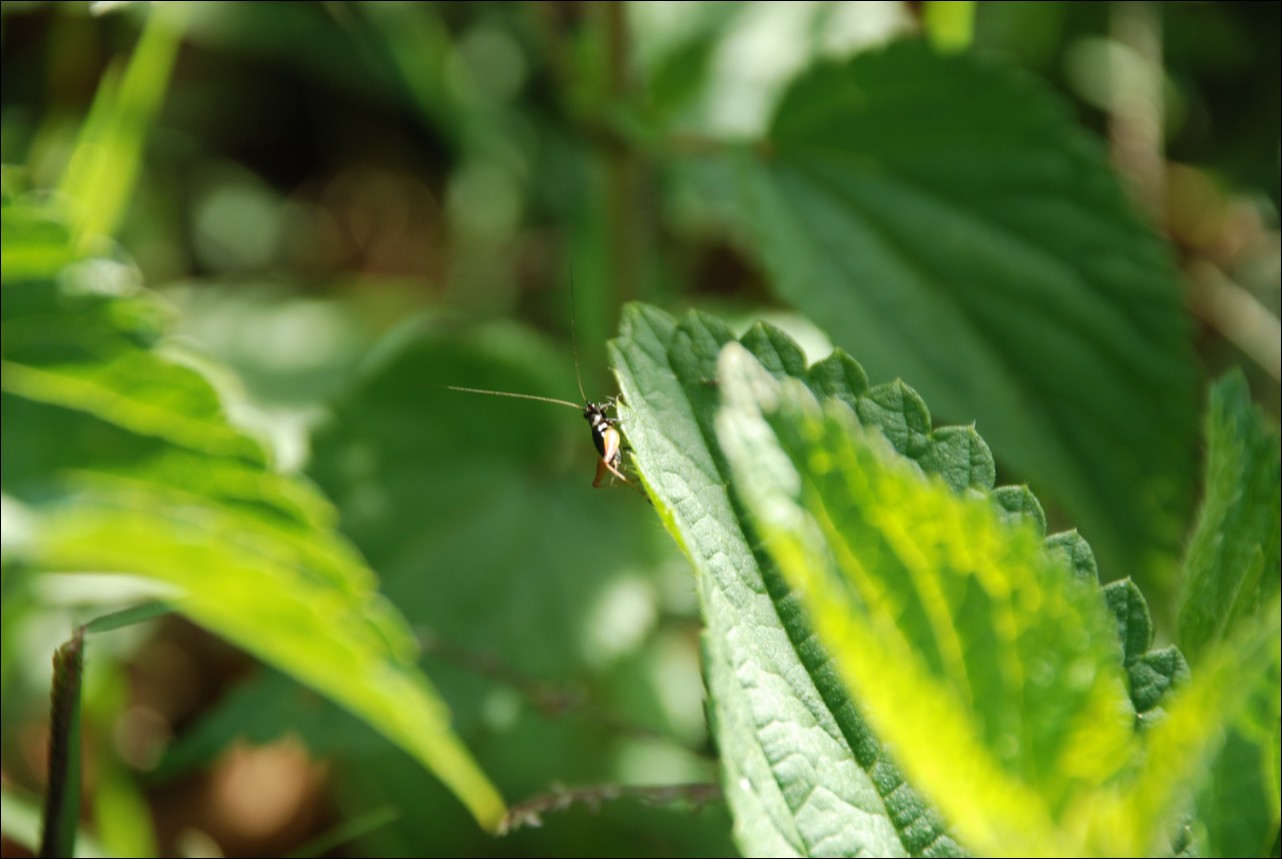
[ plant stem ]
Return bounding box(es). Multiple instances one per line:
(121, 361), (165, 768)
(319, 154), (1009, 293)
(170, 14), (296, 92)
(601, 0), (642, 308)
(40, 627), (85, 859)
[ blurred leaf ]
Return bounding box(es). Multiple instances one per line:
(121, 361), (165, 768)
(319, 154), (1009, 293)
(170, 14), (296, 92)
(300, 313), (728, 854)
(152, 669), (383, 781)
(630, 1), (747, 129)
(1176, 370), (1282, 856)
(306, 313), (687, 719)
(1, 785), (105, 859)
(286, 806), (400, 859)
(84, 656), (156, 859)
(1195, 648), (1282, 859)
(59, 2), (186, 245)
(82, 600), (171, 634)
(0, 176), (78, 279)
(0, 199), (506, 832)
(923, 1), (977, 52)
(734, 41), (1198, 586)
(1177, 371), (1281, 664)
(1098, 595), (1280, 857)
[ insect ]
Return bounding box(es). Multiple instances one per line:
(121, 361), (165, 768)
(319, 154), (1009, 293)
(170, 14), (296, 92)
(444, 383), (631, 488)
(444, 285), (633, 489)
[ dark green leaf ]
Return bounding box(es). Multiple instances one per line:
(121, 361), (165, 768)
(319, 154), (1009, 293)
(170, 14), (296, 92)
(1177, 370), (1282, 857)
(735, 41), (1198, 585)
(1177, 371), (1282, 664)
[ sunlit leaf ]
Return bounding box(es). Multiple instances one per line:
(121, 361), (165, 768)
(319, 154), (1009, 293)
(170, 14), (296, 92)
(715, 341), (1132, 855)
(59, 2), (187, 245)
(611, 302), (1276, 856)
(611, 304), (966, 856)
(0, 198), (506, 832)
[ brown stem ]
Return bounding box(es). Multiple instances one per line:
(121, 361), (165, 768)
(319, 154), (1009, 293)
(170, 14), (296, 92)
(41, 627), (86, 858)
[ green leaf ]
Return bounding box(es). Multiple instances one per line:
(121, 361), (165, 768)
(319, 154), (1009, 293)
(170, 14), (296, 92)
(922, 1), (977, 53)
(1176, 371), (1282, 857)
(1102, 598), (1280, 857)
(58, 3), (187, 245)
(611, 304), (966, 857)
(308, 317), (673, 682)
(734, 41), (1197, 587)
(611, 302), (1273, 856)
(1195, 647), (1282, 859)
(82, 601), (172, 635)
(0, 177), (78, 280)
(1177, 371), (1281, 665)
(1102, 578), (1190, 722)
(0, 200), (506, 832)
(162, 308), (732, 855)
(715, 341), (1134, 856)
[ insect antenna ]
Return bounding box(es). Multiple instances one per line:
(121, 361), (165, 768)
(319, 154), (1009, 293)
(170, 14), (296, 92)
(442, 386), (582, 411)
(568, 258), (588, 405)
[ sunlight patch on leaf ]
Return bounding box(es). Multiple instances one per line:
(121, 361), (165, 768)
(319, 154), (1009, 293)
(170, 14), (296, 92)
(716, 342), (1132, 855)
(612, 302), (1277, 856)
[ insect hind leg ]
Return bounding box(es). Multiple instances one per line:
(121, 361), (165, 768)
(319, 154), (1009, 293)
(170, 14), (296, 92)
(593, 425), (630, 488)
(593, 455), (631, 488)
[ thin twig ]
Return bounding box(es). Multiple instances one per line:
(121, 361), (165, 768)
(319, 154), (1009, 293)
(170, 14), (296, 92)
(500, 781), (724, 835)
(602, 0), (643, 307)
(1188, 259), (1282, 382)
(421, 636), (686, 746)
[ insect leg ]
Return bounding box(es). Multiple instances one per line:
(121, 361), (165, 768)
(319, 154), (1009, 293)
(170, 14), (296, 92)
(592, 426), (631, 487)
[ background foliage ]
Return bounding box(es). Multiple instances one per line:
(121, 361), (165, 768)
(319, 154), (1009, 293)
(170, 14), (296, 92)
(1, 2), (1278, 857)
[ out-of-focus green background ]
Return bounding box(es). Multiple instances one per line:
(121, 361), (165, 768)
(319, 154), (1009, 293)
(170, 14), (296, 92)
(1, 2), (1277, 856)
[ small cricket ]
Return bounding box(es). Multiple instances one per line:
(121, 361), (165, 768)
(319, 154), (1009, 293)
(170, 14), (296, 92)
(445, 281), (633, 490)
(443, 387), (630, 488)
